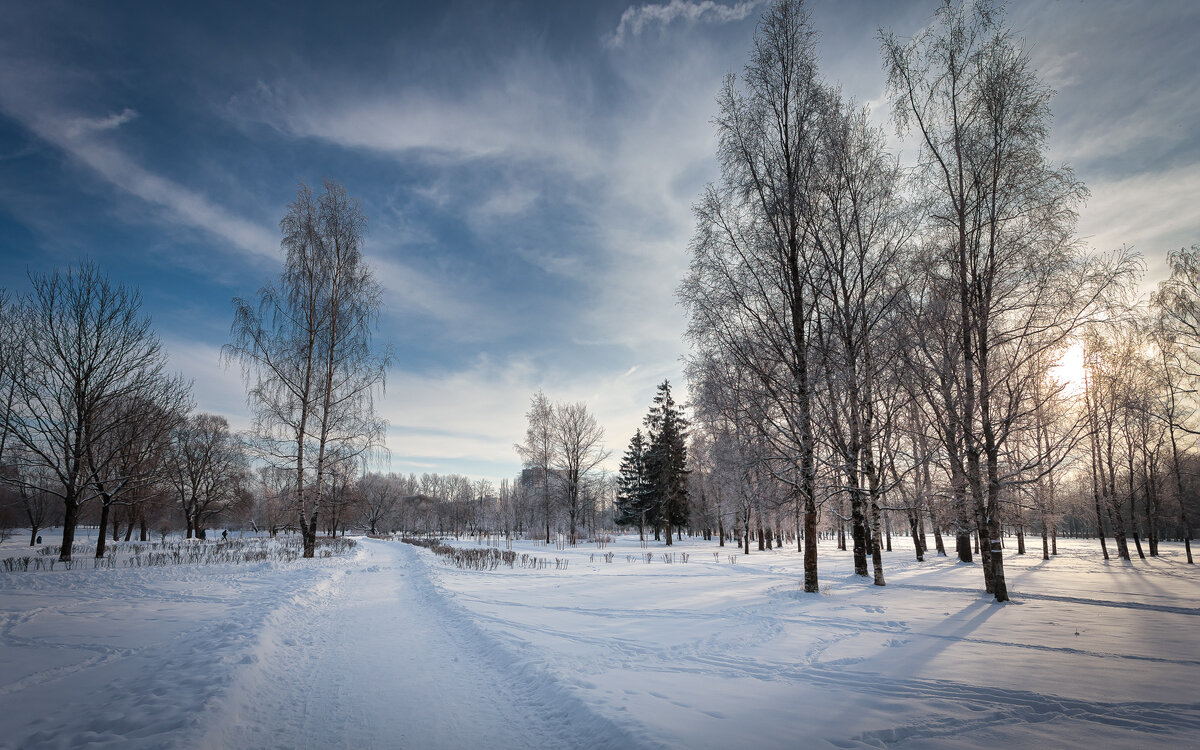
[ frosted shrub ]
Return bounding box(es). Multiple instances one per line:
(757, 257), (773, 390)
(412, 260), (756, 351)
(401, 538), (555, 572)
(4, 537), (356, 573)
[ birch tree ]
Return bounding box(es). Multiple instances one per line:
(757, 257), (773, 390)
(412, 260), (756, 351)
(681, 0), (823, 591)
(226, 180), (388, 558)
(882, 0), (1131, 600)
(515, 390), (556, 543)
(553, 402), (609, 544)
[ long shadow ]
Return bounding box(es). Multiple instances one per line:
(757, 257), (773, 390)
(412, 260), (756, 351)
(889, 582), (1200, 616)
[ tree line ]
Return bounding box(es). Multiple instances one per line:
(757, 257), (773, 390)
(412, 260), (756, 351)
(0, 180), (390, 560)
(677, 0), (1197, 601)
(0, 263), (249, 558)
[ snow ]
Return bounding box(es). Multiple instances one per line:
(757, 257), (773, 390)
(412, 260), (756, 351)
(1, 532), (1197, 749)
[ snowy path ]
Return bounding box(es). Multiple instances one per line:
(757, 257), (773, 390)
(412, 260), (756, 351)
(196, 539), (645, 749)
(4, 535), (1198, 749)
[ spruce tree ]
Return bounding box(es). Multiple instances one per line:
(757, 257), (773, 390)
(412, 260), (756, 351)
(615, 429), (654, 539)
(644, 380), (689, 545)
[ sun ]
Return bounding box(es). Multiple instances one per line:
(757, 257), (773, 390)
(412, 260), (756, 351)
(1048, 342), (1086, 398)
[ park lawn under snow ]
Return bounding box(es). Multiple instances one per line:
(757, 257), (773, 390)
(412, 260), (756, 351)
(0, 532), (1197, 749)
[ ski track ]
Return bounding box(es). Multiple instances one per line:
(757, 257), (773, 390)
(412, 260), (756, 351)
(197, 539), (653, 750)
(425, 539), (1200, 749)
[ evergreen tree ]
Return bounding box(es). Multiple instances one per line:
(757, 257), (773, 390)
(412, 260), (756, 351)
(614, 429), (654, 539)
(644, 380), (689, 545)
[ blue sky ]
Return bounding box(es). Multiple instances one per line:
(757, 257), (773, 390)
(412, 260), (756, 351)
(1, 0), (1197, 482)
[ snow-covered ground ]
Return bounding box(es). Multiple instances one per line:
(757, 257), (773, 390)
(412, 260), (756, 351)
(1, 532), (1197, 749)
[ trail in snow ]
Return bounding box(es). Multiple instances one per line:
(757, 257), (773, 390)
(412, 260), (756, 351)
(4, 534), (1197, 749)
(197, 539), (647, 750)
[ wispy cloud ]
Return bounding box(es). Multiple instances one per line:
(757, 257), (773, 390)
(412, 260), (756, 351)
(1076, 163), (1200, 282)
(232, 60), (601, 174)
(606, 0), (761, 48)
(377, 352), (678, 482)
(64, 107), (139, 138)
(365, 252), (487, 331)
(0, 64), (279, 261)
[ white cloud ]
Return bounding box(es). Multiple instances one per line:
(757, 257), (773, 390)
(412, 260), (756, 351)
(606, 0), (761, 48)
(161, 337), (254, 431)
(365, 252), (484, 329)
(236, 39), (718, 353)
(234, 62), (601, 176)
(378, 353), (681, 483)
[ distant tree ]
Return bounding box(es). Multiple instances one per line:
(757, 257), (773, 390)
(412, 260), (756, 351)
(321, 452), (358, 536)
(254, 465), (293, 537)
(168, 413), (248, 538)
(644, 381), (689, 545)
(359, 472), (400, 535)
(553, 402), (609, 544)
(13, 470), (59, 547)
(226, 180), (388, 558)
(515, 390), (556, 543)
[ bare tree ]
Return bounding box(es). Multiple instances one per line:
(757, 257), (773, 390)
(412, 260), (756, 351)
(1153, 246), (1200, 563)
(0, 262), (185, 562)
(551, 402), (608, 544)
(0, 290), (18, 470)
(87, 388), (191, 557)
(808, 95), (910, 586)
(254, 465), (293, 537)
(359, 472), (400, 535)
(515, 390), (556, 543)
(168, 413), (249, 539)
(226, 180), (388, 558)
(16, 472), (59, 547)
(882, 0), (1133, 600)
(681, 0), (823, 592)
